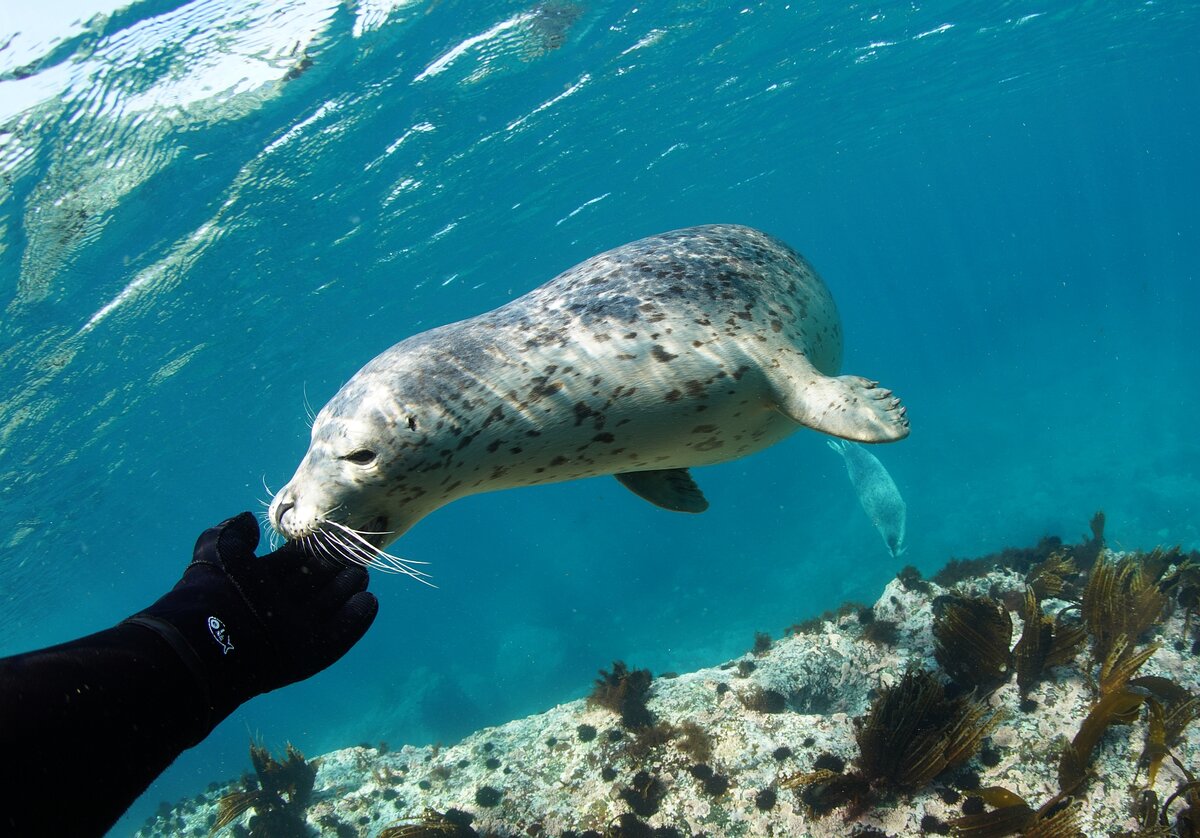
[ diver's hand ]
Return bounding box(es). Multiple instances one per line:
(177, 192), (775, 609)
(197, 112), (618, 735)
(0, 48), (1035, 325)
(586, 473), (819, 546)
(127, 512), (378, 735)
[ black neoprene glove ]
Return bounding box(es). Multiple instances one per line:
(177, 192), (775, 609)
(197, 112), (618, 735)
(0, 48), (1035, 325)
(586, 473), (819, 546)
(127, 511), (379, 739)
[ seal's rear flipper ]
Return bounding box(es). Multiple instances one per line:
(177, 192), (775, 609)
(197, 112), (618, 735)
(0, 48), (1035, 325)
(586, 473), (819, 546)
(772, 360), (909, 443)
(615, 468), (709, 513)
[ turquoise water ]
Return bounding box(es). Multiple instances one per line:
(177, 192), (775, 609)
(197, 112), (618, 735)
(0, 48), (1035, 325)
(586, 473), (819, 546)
(1, 0), (1196, 832)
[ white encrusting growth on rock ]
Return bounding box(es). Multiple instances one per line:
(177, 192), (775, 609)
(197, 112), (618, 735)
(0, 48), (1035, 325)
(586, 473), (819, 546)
(138, 548), (1200, 837)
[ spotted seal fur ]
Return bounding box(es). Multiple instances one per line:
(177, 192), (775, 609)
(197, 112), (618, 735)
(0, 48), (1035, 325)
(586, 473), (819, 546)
(269, 224), (909, 576)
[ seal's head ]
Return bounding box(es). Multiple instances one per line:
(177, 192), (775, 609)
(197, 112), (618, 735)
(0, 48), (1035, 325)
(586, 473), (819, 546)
(268, 364), (437, 582)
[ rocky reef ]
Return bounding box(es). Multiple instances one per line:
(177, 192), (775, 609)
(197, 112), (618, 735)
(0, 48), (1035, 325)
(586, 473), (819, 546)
(138, 518), (1200, 837)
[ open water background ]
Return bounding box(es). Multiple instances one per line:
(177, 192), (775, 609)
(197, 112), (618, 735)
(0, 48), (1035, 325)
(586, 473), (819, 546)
(1, 1), (1197, 832)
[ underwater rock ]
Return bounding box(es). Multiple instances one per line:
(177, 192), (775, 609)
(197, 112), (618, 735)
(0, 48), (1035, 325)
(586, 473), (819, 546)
(139, 545), (1200, 838)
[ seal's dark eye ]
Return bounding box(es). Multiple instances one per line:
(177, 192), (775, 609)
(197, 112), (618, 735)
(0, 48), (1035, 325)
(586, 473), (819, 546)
(342, 449), (377, 465)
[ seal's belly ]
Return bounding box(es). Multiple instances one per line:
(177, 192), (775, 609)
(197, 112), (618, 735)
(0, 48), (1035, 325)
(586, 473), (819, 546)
(440, 336), (796, 496)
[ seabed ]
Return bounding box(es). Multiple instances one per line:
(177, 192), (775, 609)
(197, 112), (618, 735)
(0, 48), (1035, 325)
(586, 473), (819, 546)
(138, 517), (1200, 838)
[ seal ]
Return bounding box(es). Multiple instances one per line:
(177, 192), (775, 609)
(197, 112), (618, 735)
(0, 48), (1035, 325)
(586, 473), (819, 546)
(828, 440), (907, 558)
(268, 224), (909, 579)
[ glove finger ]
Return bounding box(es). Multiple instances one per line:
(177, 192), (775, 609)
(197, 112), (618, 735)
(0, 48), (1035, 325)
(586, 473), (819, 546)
(318, 591), (379, 665)
(215, 512), (261, 564)
(312, 564), (371, 615)
(259, 540), (323, 578)
(193, 511), (259, 565)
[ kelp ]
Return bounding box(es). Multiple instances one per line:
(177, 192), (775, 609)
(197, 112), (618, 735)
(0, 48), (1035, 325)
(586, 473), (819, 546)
(1026, 552), (1077, 601)
(212, 742), (318, 836)
(378, 808), (478, 838)
(856, 669), (1001, 790)
(1159, 555), (1200, 649)
(783, 669), (999, 818)
(933, 596), (1013, 691)
(589, 661), (654, 729)
(1058, 686), (1149, 793)
(1058, 548), (1200, 817)
(1129, 676), (1200, 789)
(1126, 758), (1200, 837)
(947, 786), (1081, 838)
(1083, 552), (1169, 667)
(1098, 637), (1161, 696)
(779, 768), (870, 818)
(1013, 586), (1086, 697)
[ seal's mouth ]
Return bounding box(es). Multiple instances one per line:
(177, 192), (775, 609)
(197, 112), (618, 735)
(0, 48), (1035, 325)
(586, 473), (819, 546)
(357, 516), (390, 549)
(294, 515), (434, 586)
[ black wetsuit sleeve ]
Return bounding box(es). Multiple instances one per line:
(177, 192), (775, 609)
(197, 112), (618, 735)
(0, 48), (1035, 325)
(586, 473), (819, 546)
(0, 512), (377, 837)
(0, 621), (213, 837)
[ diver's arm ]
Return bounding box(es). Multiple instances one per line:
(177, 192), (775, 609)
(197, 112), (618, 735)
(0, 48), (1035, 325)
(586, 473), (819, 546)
(0, 621), (214, 835)
(0, 513), (378, 837)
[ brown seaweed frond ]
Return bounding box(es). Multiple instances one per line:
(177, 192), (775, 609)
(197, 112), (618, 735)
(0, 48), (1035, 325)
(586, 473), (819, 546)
(1160, 556), (1200, 606)
(1141, 698), (1169, 789)
(1132, 756), (1200, 836)
(588, 661), (654, 729)
(378, 807), (477, 838)
(625, 721), (676, 761)
(779, 768), (870, 818)
(933, 596), (1013, 691)
(1158, 763), (1200, 836)
(752, 631), (773, 656)
(250, 741), (318, 809)
(1012, 588), (1047, 698)
(1161, 555), (1200, 653)
(947, 786), (1082, 837)
(1058, 686), (1148, 793)
(1129, 676), (1200, 788)
(675, 719), (714, 764)
(1026, 551), (1077, 601)
(1020, 797), (1084, 838)
(1013, 587), (1085, 697)
(1128, 787), (1174, 837)
(1083, 552), (1169, 667)
(856, 668), (1001, 791)
(948, 785), (1034, 837)
(1072, 511), (1107, 570)
(1098, 636), (1160, 696)
(211, 791), (259, 835)
(739, 686), (788, 713)
(210, 741), (318, 835)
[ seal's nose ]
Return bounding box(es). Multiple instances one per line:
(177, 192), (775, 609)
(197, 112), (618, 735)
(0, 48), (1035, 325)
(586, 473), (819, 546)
(272, 497), (295, 530)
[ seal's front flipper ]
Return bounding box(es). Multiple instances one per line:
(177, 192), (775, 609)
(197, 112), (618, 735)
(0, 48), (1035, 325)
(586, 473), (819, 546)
(772, 359), (910, 443)
(615, 468), (709, 513)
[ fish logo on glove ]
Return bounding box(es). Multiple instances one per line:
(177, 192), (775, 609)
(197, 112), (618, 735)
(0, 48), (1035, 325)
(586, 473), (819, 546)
(207, 616), (234, 655)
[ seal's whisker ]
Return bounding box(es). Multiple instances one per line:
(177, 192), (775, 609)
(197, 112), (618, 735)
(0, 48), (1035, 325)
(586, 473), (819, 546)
(261, 475), (276, 501)
(326, 520), (431, 567)
(325, 531), (380, 572)
(316, 530), (364, 569)
(302, 383), (317, 428)
(322, 524), (436, 586)
(324, 529), (417, 580)
(324, 521), (434, 581)
(317, 531), (362, 571)
(254, 509), (272, 540)
(299, 533), (342, 570)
